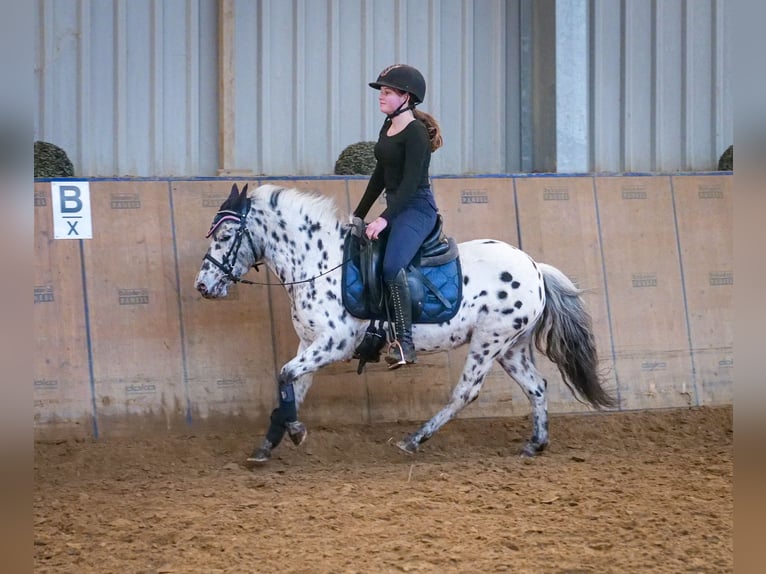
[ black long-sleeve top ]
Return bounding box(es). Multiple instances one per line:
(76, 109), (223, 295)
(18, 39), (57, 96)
(353, 118), (431, 221)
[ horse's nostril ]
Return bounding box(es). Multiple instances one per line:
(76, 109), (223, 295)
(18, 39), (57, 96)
(197, 283), (207, 294)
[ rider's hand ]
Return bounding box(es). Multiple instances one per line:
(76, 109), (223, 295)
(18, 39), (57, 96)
(365, 217), (388, 240)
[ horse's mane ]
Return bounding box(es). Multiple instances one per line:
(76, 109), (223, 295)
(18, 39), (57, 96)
(252, 184), (340, 224)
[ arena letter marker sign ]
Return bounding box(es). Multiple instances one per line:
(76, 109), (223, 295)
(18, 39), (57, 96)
(51, 181), (93, 239)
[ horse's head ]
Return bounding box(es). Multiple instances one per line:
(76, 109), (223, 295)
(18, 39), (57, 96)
(195, 183), (262, 298)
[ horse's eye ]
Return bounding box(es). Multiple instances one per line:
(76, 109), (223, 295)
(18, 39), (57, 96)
(219, 233), (232, 242)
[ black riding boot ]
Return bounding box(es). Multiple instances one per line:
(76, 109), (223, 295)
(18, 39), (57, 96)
(385, 269), (416, 368)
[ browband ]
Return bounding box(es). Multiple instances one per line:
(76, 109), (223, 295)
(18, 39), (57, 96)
(206, 211), (242, 238)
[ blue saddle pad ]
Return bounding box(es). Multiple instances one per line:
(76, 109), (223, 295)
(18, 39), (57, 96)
(342, 254), (462, 324)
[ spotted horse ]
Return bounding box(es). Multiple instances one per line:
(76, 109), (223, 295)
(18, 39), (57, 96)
(195, 183), (617, 464)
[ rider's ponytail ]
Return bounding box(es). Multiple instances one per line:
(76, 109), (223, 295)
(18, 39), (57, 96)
(413, 109), (443, 152)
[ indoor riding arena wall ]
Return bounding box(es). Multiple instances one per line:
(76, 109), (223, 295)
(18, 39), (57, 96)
(33, 174), (733, 438)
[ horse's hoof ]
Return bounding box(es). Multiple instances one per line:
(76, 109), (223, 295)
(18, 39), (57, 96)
(519, 442), (547, 458)
(287, 421), (307, 446)
(394, 439), (418, 455)
(245, 448), (271, 467)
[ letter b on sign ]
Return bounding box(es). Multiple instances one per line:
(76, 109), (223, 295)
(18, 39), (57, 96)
(51, 181), (93, 239)
(59, 186), (83, 213)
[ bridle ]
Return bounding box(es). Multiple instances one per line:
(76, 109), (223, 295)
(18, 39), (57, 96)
(203, 204), (367, 288)
(203, 199), (263, 285)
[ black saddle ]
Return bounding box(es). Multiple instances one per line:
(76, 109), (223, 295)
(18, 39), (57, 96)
(341, 214), (461, 322)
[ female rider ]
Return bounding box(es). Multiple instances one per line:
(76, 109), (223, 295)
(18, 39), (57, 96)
(353, 64), (443, 368)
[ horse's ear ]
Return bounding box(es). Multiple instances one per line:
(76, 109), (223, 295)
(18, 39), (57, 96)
(228, 183), (239, 201)
(239, 183), (249, 200)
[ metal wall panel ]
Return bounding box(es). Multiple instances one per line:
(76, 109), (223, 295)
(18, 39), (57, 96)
(591, 0), (732, 172)
(228, 0), (518, 176)
(34, 0), (731, 177)
(34, 0), (218, 177)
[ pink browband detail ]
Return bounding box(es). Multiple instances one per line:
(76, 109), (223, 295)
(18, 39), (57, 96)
(206, 213), (241, 238)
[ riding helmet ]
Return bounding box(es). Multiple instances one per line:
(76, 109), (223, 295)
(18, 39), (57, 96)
(369, 64), (426, 104)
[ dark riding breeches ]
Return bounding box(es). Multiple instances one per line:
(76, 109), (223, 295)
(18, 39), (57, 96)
(382, 187), (438, 281)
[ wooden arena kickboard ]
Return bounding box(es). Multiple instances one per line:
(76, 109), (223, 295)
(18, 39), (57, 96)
(172, 180), (276, 421)
(431, 178), (519, 245)
(33, 175), (734, 435)
(515, 177), (613, 413)
(671, 175), (733, 405)
(76, 182), (185, 432)
(595, 177), (693, 410)
(33, 183), (93, 433)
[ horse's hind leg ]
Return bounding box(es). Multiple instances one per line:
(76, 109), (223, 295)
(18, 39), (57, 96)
(396, 338), (502, 454)
(497, 338), (549, 457)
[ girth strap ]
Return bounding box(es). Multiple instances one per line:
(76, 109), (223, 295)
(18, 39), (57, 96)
(407, 265), (451, 308)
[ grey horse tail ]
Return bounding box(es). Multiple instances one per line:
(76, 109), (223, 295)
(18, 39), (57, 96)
(533, 263), (618, 410)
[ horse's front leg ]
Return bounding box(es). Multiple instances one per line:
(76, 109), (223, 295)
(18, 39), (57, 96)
(247, 335), (353, 465)
(246, 371), (313, 465)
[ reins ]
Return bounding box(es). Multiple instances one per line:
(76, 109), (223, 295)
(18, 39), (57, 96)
(234, 256), (354, 287)
(205, 206), (370, 288)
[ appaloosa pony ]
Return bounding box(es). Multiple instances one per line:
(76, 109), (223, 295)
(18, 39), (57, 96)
(195, 183), (616, 464)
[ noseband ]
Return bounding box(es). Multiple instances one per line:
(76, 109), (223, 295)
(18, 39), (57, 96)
(204, 199), (262, 283)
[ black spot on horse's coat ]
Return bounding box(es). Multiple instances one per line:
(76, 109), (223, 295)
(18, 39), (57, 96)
(479, 304), (489, 314)
(514, 300), (523, 309)
(336, 339), (347, 351)
(317, 239), (323, 250)
(498, 291), (508, 299)
(271, 231), (280, 243)
(269, 189), (283, 208)
(513, 318), (523, 330)
(479, 290), (487, 297)
(463, 276), (470, 285)
(500, 272), (513, 282)
(511, 281), (520, 289)
(502, 309), (514, 315)
(324, 338), (334, 352)
(539, 286), (543, 300)
(328, 320), (335, 329)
